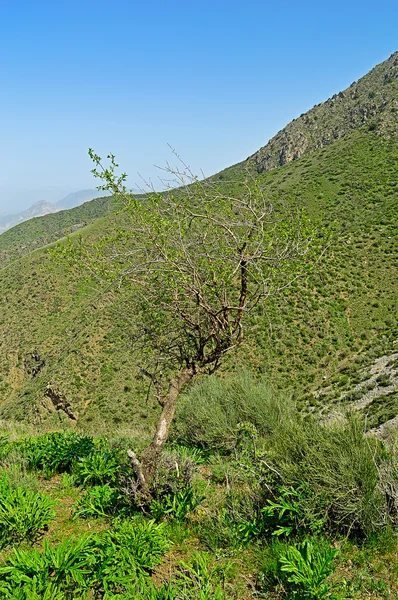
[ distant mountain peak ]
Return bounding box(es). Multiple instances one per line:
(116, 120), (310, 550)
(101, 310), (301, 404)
(0, 190), (106, 235)
(0, 201), (59, 234)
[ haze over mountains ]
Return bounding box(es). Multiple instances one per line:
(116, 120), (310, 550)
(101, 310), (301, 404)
(0, 189), (106, 235)
(0, 52), (396, 432)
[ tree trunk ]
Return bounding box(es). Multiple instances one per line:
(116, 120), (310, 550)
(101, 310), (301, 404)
(139, 367), (194, 488)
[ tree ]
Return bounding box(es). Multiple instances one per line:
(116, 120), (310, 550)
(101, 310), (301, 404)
(71, 150), (315, 498)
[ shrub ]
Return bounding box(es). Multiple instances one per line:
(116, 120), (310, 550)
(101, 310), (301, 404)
(221, 411), (397, 540)
(150, 486), (205, 522)
(176, 551), (233, 599)
(278, 539), (339, 599)
(100, 518), (172, 576)
(74, 484), (128, 519)
(174, 371), (293, 450)
(0, 580), (64, 599)
(261, 485), (325, 538)
(147, 450), (204, 520)
(74, 450), (123, 486)
(19, 432), (95, 477)
(0, 536), (97, 597)
(0, 519), (172, 598)
(268, 413), (393, 536)
(0, 476), (56, 547)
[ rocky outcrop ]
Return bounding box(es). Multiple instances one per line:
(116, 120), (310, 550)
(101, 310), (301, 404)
(249, 52), (398, 173)
(43, 384), (78, 421)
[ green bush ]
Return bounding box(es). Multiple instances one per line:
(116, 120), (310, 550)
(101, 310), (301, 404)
(19, 432), (95, 477)
(0, 536), (97, 597)
(148, 450), (203, 520)
(0, 518), (171, 598)
(74, 449), (123, 486)
(0, 476), (56, 547)
(150, 486), (205, 522)
(101, 518), (171, 575)
(174, 371), (293, 450)
(261, 484), (325, 538)
(278, 539), (339, 599)
(218, 411), (396, 540)
(74, 484), (128, 519)
(176, 551), (233, 600)
(268, 413), (393, 536)
(0, 580), (64, 599)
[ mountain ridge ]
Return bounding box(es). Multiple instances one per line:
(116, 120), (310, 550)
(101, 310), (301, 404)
(0, 190), (109, 235)
(55, 189), (109, 210)
(248, 51), (398, 173)
(0, 201), (60, 234)
(0, 196), (116, 269)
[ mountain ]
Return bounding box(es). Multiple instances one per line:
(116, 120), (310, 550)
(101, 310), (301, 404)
(0, 190), (112, 236)
(0, 201), (60, 235)
(0, 188), (144, 239)
(0, 52), (396, 432)
(55, 189), (108, 210)
(248, 51), (398, 173)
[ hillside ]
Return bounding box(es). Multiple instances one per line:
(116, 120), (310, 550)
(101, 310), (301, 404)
(0, 190), (110, 236)
(0, 126), (396, 432)
(0, 53), (396, 433)
(249, 51), (398, 173)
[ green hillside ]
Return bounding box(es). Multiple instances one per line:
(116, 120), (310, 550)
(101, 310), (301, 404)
(0, 51), (397, 431)
(0, 54), (397, 600)
(0, 125), (396, 431)
(0, 195), (116, 270)
(0, 210), (150, 429)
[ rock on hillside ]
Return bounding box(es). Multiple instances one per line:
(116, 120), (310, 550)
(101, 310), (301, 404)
(250, 51), (398, 173)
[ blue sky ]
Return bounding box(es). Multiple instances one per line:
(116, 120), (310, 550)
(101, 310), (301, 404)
(0, 0), (397, 214)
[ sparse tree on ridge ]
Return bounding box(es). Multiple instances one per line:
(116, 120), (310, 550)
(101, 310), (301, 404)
(67, 149), (315, 499)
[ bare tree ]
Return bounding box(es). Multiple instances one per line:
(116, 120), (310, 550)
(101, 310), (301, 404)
(78, 150), (314, 497)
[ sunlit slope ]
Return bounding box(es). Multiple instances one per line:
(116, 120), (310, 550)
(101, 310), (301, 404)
(0, 212), (153, 429)
(234, 128), (398, 418)
(0, 127), (396, 427)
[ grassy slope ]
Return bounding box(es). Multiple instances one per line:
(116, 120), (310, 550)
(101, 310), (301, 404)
(0, 126), (396, 428)
(0, 195), (116, 270)
(230, 127), (398, 413)
(0, 211), (155, 430)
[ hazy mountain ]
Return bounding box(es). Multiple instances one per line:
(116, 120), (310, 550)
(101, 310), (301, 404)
(0, 201), (60, 235)
(0, 190), (109, 235)
(0, 195), (115, 269)
(55, 189), (107, 210)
